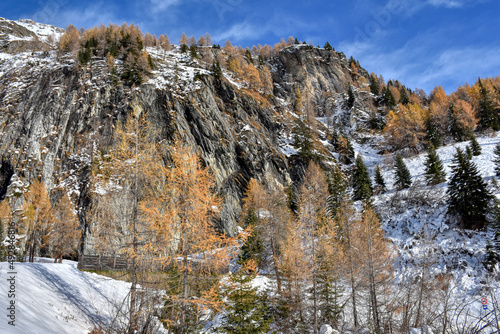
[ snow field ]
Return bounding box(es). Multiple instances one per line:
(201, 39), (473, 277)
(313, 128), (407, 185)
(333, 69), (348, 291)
(0, 259), (137, 334)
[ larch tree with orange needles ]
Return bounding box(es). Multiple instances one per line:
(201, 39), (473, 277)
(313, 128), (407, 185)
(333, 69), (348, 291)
(334, 197), (362, 328)
(242, 179), (287, 293)
(385, 103), (426, 152)
(90, 103), (161, 334)
(297, 162), (329, 334)
(355, 205), (395, 333)
(140, 138), (236, 333)
(22, 179), (53, 263)
(49, 193), (80, 263)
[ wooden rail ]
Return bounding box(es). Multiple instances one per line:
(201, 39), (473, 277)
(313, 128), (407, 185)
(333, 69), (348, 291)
(78, 254), (230, 274)
(78, 254), (130, 271)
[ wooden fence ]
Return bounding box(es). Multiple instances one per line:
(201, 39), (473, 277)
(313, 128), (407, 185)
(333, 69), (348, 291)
(78, 254), (230, 274)
(78, 254), (131, 271)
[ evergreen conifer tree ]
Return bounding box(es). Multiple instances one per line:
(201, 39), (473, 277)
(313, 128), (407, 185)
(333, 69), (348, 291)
(394, 153), (412, 190)
(292, 117), (315, 162)
(447, 148), (493, 229)
(324, 42), (333, 50)
(316, 258), (344, 328)
(477, 79), (499, 131)
(484, 200), (500, 270)
(382, 86), (396, 110)
(465, 145), (473, 160)
(347, 85), (355, 109)
(369, 74), (380, 96)
(220, 265), (272, 334)
(189, 45), (198, 59)
(469, 132), (481, 156)
(399, 87), (409, 105)
(238, 208), (264, 268)
(374, 165), (387, 194)
(424, 144), (446, 185)
(493, 143), (500, 176)
(425, 117), (441, 148)
(352, 155), (373, 201)
(327, 165), (348, 217)
(211, 60), (222, 79)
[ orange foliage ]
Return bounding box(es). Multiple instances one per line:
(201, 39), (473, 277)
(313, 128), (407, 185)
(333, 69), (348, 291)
(385, 103), (426, 151)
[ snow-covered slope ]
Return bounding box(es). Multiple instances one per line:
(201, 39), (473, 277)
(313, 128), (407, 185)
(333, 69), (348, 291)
(0, 17), (63, 43)
(0, 259), (165, 334)
(355, 132), (500, 296)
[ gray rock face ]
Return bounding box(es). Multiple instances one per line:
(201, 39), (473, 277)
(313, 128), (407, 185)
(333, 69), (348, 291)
(271, 44), (369, 116)
(0, 18), (62, 54)
(0, 41), (374, 250)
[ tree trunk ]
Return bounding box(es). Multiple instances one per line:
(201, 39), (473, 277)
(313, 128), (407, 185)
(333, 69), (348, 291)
(128, 115), (140, 334)
(345, 223), (358, 328)
(350, 268), (358, 328)
(181, 252), (188, 334)
(271, 238), (282, 293)
(30, 232), (37, 263)
(312, 237), (318, 334)
(129, 257), (137, 334)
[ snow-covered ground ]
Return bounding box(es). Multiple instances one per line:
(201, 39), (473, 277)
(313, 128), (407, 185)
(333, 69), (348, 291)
(356, 132), (500, 327)
(0, 258), (146, 334)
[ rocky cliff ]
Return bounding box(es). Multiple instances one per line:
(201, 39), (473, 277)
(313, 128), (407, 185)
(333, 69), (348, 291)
(0, 19), (376, 251)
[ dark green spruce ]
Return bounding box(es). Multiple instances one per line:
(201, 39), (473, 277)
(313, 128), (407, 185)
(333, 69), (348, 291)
(394, 153), (412, 190)
(493, 143), (500, 176)
(327, 165), (348, 217)
(447, 148), (492, 229)
(468, 132), (482, 156)
(220, 270), (272, 334)
(424, 144), (446, 185)
(352, 155), (373, 201)
(374, 165), (387, 194)
(238, 208), (264, 268)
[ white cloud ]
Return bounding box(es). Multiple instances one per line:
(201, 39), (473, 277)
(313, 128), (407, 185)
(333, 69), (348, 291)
(150, 0), (182, 12)
(426, 0), (490, 8)
(29, 3), (121, 29)
(212, 22), (264, 43)
(417, 46), (500, 92)
(427, 0), (463, 8)
(340, 31), (500, 93)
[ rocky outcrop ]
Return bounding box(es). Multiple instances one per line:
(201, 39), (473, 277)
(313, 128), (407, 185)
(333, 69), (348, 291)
(0, 57), (295, 241)
(271, 44), (370, 115)
(0, 18), (61, 54)
(0, 34), (376, 250)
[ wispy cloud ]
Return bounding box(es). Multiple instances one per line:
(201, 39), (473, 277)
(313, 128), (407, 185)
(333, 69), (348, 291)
(212, 21), (265, 43)
(213, 11), (317, 44)
(149, 0), (182, 12)
(340, 27), (500, 93)
(426, 0), (489, 8)
(417, 46), (500, 91)
(427, 0), (463, 8)
(28, 2), (121, 29)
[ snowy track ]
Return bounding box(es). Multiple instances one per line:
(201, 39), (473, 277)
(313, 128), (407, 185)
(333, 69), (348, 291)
(0, 259), (132, 334)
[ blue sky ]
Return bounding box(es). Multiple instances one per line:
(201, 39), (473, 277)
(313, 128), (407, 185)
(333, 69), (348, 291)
(1, 0), (499, 93)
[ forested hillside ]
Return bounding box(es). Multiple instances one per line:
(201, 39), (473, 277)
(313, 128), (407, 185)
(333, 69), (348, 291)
(0, 18), (499, 333)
